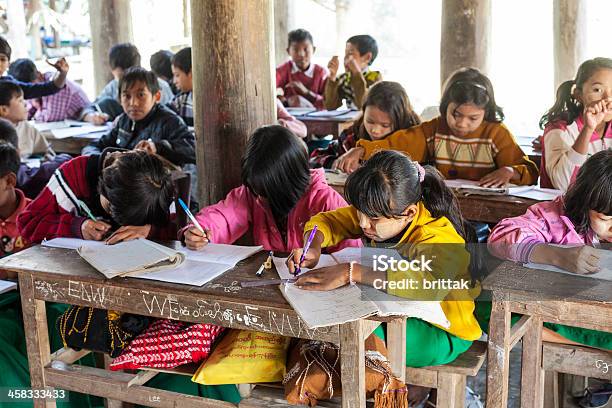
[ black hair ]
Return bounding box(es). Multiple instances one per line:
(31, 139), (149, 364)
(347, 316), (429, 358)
(564, 149), (612, 235)
(8, 58), (38, 83)
(0, 142), (20, 177)
(150, 50), (174, 80)
(171, 47), (192, 74)
(0, 81), (23, 106)
(287, 29), (314, 47)
(345, 150), (482, 277)
(439, 67), (504, 123)
(346, 34), (378, 65)
(353, 81), (421, 141)
(0, 36), (11, 60)
(109, 43), (141, 71)
(99, 150), (174, 226)
(242, 125), (310, 226)
(540, 57), (612, 129)
(118, 67), (160, 95)
(0, 118), (18, 146)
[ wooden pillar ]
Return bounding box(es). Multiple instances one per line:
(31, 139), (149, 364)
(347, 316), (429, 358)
(274, 0), (290, 66)
(334, 0), (354, 54)
(553, 0), (586, 90)
(191, 0), (276, 206)
(440, 0), (491, 87)
(88, 0), (133, 95)
(4, 0), (28, 59)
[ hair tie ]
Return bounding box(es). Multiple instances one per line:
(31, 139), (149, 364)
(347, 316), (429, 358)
(413, 161), (425, 183)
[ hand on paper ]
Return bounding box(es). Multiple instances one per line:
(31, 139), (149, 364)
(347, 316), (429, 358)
(184, 226), (211, 250)
(81, 219), (112, 241)
(478, 166), (515, 188)
(333, 147), (364, 174)
(286, 246), (321, 274)
(105, 225), (151, 245)
(558, 245), (603, 275)
(294, 263), (352, 290)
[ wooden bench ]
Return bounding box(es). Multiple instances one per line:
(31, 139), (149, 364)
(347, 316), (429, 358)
(404, 340), (487, 408)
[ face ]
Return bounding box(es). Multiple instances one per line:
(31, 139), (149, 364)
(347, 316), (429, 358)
(589, 210), (612, 242)
(0, 53), (9, 75)
(171, 65), (193, 92)
(445, 102), (486, 137)
(111, 67), (124, 81)
(287, 40), (314, 71)
(344, 42), (371, 71)
(575, 68), (612, 122)
(120, 81), (160, 121)
(363, 105), (394, 140)
(357, 205), (418, 241)
(0, 94), (28, 123)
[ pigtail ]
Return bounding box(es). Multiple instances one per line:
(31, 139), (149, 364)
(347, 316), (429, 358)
(539, 80), (580, 129)
(420, 166), (484, 280)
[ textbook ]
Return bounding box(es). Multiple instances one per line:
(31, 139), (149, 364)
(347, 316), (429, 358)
(273, 248), (451, 329)
(77, 239), (186, 279)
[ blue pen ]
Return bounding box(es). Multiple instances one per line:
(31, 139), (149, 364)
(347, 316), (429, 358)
(178, 198), (205, 234)
(295, 225), (318, 276)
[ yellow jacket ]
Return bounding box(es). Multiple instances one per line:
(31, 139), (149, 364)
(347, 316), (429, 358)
(356, 117), (539, 185)
(305, 201), (482, 341)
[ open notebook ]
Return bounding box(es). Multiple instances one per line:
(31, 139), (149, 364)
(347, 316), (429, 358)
(273, 247), (450, 329)
(524, 245), (612, 281)
(0, 280), (17, 295)
(444, 179), (562, 200)
(43, 238), (262, 285)
(77, 239), (185, 279)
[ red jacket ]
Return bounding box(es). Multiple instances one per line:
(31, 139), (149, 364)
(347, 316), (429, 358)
(276, 61), (328, 109)
(18, 154), (175, 243)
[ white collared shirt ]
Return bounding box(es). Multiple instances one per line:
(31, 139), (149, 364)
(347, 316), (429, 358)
(290, 60), (315, 78)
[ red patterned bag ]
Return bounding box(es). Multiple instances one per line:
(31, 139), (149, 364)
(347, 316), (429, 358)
(109, 319), (225, 370)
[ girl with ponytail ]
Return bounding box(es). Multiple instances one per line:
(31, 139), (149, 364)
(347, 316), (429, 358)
(539, 57), (612, 191)
(287, 150), (482, 381)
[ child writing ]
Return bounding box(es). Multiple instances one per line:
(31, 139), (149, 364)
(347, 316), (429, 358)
(18, 149), (175, 245)
(310, 81), (420, 168)
(324, 34), (382, 110)
(287, 150), (482, 405)
(539, 57), (612, 191)
(81, 43), (174, 124)
(8, 58), (90, 122)
(276, 29), (328, 109)
(0, 35), (69, 100)
(336, 67), (539, 187)
(169, 47), (193, 126)
(0, 81), (53, 159)
(82, 67), (196, 167)
(182, 125), (360, 252)
(487, 150), (611, 350)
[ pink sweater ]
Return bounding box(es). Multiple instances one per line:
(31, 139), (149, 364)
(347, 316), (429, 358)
(183, 168), (361, 252)
(488, 196), (596, 263)
(276, 99), (307, 138)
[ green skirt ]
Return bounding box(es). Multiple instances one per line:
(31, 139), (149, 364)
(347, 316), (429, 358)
(0, 294), (240, 407)
(475, 301), (612, 350)
(374, 318), (473, 368)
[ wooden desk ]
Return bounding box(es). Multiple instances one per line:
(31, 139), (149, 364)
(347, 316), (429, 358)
(0, 244), (405, 407)
(325, 172), (541, 224)
(294, 111), (360, 139)
(482, 261), (612, 407)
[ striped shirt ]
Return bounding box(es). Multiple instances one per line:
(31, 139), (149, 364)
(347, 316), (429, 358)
(27, 72), (90, 122)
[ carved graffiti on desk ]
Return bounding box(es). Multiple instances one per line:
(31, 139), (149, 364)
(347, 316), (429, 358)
(140, 291), (333, 339)
(33, 280), (120, 307)
(203, 280), (241, 293)
(34, 280), (66, 301)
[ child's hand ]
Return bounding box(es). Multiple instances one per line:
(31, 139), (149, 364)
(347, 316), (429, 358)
(81, 219), (112, 241)
(345, 56), (361, 76)
(333, 147), (365, 174)
(287, 80), (309, 96)
(531, 135), (542, 152)
(327, 56), (340, 81)
(134, 140), (157, 154)
(184, 226), (211, 250)
(558, 245), (603, 275)
(295, 263), (352, 290)
(286, 246), (322, 274)
(105, 225), (152, 245)
(84, 113), (110, 125)
(479, 166), (515, 187)
(584, 98), (612, 130)
(47, 57), (69, 74)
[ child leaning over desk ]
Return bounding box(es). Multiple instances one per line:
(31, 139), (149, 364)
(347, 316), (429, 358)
(181, 125), (360, 253)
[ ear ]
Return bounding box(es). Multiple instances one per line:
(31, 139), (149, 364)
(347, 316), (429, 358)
(286, 47), (290, 55)
(154, 91), (161, 102)
(4, 172), (16, 189)
(312, 46), (317, 53)
(0, 105), (7, 116)
(572, 86), (582, 103)
(364, 52), (373, 65)
(401, 204), (419, 222)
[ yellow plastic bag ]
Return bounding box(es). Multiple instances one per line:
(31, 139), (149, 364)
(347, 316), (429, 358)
(192, 329), (290, 385)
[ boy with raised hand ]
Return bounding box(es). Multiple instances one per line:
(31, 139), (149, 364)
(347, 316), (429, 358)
(82, 67), (195, 167)
(324, 34), (382, 110)
(0, 35), (69, 100)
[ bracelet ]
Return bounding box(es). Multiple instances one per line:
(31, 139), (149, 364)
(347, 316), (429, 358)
(348, 261), (356, 285)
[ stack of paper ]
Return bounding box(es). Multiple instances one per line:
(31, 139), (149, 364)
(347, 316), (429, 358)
(445, 179), (562, 200)
(0, 280), (17, 295)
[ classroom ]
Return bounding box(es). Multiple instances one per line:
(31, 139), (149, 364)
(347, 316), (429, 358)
(0, 0), (610, 407)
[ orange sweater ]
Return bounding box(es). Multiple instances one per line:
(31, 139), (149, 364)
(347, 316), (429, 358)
(357, 117), (539, 185)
